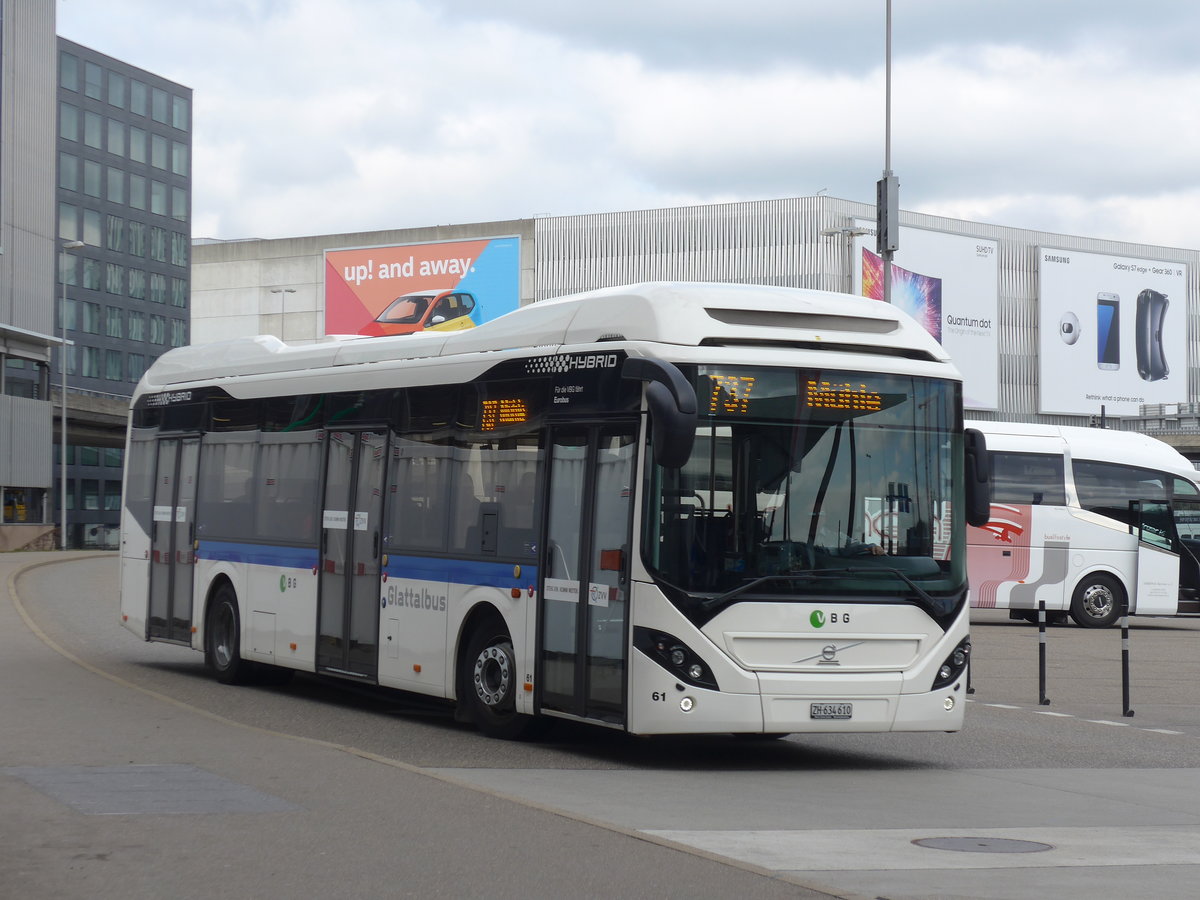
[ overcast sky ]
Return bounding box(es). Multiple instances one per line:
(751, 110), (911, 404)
(58, 0), (1200, 250)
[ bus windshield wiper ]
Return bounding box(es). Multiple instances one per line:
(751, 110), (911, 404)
(817, 565), (950, 617)
(701, 566), (948, 617)
(701, 570), (825, 611)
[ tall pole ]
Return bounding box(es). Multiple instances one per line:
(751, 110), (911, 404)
(60, 240), (84, 551)
(877, 0), (898, 307)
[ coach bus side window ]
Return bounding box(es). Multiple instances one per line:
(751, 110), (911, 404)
(990, 452), (1066, 506)
(123, 427), (157, 535)
(386, 437), (451, 552)
(1073, 460), (1167, 525)
(255, 431), (322, 545)
(197, 431), (258, 541)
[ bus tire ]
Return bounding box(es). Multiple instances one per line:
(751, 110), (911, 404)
(461, 616), (541, 740)
(206, 583), (254, 684)
(1069, 574), (1125, 629)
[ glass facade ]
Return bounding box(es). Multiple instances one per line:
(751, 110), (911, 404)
(55, 38), (192, 547)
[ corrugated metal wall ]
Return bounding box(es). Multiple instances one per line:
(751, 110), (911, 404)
(0, 396), (52, 485)
(535, 196), (1200, 426)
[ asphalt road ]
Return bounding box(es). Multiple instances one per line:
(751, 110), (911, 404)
(5, 551), (1200, 899)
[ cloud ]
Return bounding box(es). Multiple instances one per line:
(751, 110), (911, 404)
(57, 0), (1200, 248)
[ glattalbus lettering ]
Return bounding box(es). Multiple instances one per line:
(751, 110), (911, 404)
(385, 584), (447, 612)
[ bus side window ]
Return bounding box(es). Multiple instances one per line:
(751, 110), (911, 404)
(991, 452), (1066, 506)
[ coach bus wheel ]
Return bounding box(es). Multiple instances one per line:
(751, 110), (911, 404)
(1069, 574), (1125, 629)
(206, 584), (254, 684)
(462, 618), (540, 740)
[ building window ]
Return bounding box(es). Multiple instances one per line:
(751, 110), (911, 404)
(60, 52), (78, 92)
(149, 226), (167, 261)
(83, 209), (102, 246)
(107, 168), (125, 204)
(171, 141), (188, 176)
(108, 72), (126, 108)
(127, 353), (145, 381)
(84, 62), (103, 100)
(150, 180), (167, 216)
(128, 311), (146, 341)
(106, 306), (123, 337)
(172, 96), (189, 131)
(171, 232), (188, 266)
(59, 152), (79, 191)
(104, 482), (123, 511)
(130, 80), (147, 116)
(82, 479), (100, 510)
(171, 188), (188, 222)
(80, 446), (101, 467)
(152, 88), (169, 124)
(149, 315), (166, 344)
(106, 349), (123, 381)
(105, 264), (124, 296)
(66, 345), (77, 377)
(59, 202), (79, 241)
(129, 175), (146, 210)
(105, 447), (124, 468)
(83, 111), (102, 149)
(171, 278), (188, 307)
(128, 270), (146, 301)
(106, 215), (124, 251)
(128, 222), (146, 257)
(149, 273), (167, 304)
(151, 134), (168, 169)
(81, 347), (101, 379)
(59, 255), (78, 289)
(107, 119), (125, 156)
(83, 160), (102, 198)
(62, 298), (77, 332)
(83, 259), (102, 291)
(170, 319), (188, 347)
(81, 301), (102, 334)
(129, 126), (146, 164)
(60, 102), (78, 141)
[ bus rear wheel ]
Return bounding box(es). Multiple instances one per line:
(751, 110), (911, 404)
(206, 584), (254, 684)
(1070, 574), (1125, 628)
(461, 617), (541, 740)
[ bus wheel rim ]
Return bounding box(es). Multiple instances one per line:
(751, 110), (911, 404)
(1082, 584), (1113, 618)
(473, 643), (512, 707)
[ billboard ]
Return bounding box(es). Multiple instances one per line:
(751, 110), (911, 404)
(853, 222), (999, 410)
(1038, 248), (1188, 416)
(324, 236), (520, 336)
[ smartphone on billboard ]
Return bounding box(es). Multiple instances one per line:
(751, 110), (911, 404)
(1096, 293), (1120, 370)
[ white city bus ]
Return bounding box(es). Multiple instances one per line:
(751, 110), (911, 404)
(120, 282), (989, 739)
(967, 420), (1200, 627)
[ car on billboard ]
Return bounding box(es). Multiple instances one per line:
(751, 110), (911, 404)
(373, 289), (477, 335)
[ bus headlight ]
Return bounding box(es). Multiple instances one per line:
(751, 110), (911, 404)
(632, 627), (719, 690)
(933, 637), (971, 690)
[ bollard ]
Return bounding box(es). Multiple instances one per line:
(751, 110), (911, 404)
(1121, 613), (1134, 717)
(1038, 600), (1050, 705)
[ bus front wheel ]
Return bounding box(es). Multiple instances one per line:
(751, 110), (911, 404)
(1070, 574), (1125, 629)
(206, 584), (254, 684)
(461, 617), (541, 740)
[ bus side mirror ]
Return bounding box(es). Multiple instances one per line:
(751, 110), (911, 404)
(964, 427), (992, 527)
(622, 357), (697, 469)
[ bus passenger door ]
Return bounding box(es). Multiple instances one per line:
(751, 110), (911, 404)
(1132, 500), (1181, 615)
(539, 424), (637, 725)
(148, 436), (200, 643)
(318, 430), (387, 680)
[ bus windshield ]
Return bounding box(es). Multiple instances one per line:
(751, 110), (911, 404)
(643, 366), (965, 616)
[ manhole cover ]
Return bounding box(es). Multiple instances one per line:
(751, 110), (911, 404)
(913, 837), (1054, 854)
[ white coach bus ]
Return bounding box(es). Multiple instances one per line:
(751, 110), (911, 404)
(967, 420), (1200, 627)
(120, 282), (990, 739)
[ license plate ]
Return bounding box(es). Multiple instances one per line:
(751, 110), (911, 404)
(810, 702), (852, 720)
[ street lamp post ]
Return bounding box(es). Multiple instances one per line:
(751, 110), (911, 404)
(60, 239), (84, 551)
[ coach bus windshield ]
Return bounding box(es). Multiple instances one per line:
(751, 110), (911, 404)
(642, 366), (965, 618)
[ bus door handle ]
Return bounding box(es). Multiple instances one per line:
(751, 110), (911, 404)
(373, 531), (380, 559)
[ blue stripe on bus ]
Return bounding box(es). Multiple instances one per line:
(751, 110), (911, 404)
(385, 555), (538, 588)
(198, 541), (319, 569)
(196, 541), (537, 588)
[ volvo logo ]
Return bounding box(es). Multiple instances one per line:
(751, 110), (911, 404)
(794, 641), (866, 666)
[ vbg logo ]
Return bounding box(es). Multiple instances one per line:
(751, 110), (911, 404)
(810, 610), (826, 628)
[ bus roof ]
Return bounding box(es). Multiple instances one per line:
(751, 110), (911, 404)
(144, 281), (951, 390)
(966, 419), (1197, 480)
